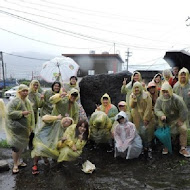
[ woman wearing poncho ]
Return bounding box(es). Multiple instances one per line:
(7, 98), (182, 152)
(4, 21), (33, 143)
(96, 93), (118, 123)
(152, 73), (162, 91)
(129, 81), (154, 158)
(50, 88), (79, 124)
(40, 81), (61, 117)
(173, 67), (190, 128)
(121, 71), (144, 112)
(89, 111), (112, 144)
(28, 80), (44, 149)
(63, 76), (88, 121)
(57, 119), (89, 162)
(31, 115), (73, 174)
(154, 82), (190, 157)
(5, 84), (35, 174)
(114, 111), (142, 159)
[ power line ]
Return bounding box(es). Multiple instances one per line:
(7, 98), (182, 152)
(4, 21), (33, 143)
(0, 5), (178, 45)
(0, 27), (107, 50)
(0, 9), (170, 50)
(6, 0), (171, 25)
(2, 52), (50, 61)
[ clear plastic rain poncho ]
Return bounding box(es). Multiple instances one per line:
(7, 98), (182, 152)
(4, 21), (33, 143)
(121, 71), (143, 111)
(89, 111), (112, 143)
(64, 81), (88, 121)
(28, 80), (43, 124)
(40, 82), (61, 117)
(114, 111), (142, 159)
(129, 81), (154, 147)
(155, 82), (188, 131)
(0, 99), (6, 131)
(98, 93), (118, 123)
(50, 88), (79, 124)
(5, 84), (35, 149)
(173, 67), (190, 128)
(57, 124), (87, 162)
(31, 115), (74, 159)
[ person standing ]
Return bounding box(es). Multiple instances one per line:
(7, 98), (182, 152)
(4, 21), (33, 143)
(28, 80), (44, 149)
(121, 71), (143, 112)
(40, 81), (61, 117)
(129, 81), (154, 158)
(173, 67), (190, 128)
(5, 84), (35, 174)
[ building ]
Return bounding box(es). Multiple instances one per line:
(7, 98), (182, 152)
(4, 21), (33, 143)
(62, 52), (124, 77)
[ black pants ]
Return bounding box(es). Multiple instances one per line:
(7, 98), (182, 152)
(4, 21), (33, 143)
(29, 132), (35, 150)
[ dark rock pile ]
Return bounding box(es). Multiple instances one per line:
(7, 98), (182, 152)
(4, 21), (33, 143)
(79, 71), (131, 116)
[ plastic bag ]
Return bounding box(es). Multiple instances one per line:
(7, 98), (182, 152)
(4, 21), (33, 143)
(81, 160), (96, 174)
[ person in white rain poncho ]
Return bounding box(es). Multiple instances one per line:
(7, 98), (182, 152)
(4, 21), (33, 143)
(114, 111), (142, 159)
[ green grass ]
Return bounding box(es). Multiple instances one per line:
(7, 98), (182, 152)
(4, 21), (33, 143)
(0, 139), (10, 148)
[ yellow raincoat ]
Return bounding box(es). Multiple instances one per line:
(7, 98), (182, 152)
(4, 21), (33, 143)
(31, 115), (74, 159)
(121, 71), (143, 112)
(50, 88), (79, 124)
(154, 82), (188, 147)
(5, 84), (35, 149)
(57, 124), (87, 162)
(97, 93), (118, 123)
(28, 80), (43, 124)
(152, 73), (162, 91)
(173, 67), (190, 128)
(89, 111), (112, 143)
(0, 99), (6, 131)
(129, 82), (154, 147)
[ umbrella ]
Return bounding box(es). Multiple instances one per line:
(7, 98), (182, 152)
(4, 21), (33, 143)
(154, 126), (172, 154)
(163, 50), (190, 71)
(40, 56), (79, 83)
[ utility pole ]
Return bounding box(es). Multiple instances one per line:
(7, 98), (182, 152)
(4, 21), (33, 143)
(0, 52), (6, 89)
(125, 48), (132, 71)
(114, 43), (115, 54)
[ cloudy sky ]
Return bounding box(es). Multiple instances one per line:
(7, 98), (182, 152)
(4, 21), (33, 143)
(0, 0), (190, 78)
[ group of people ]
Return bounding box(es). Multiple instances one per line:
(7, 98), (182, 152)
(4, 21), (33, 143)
(1, 65), (190, 175)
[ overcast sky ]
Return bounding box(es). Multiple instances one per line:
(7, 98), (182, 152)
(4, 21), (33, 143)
(1, 0), (190, 76)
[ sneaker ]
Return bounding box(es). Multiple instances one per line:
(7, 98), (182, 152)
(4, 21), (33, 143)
(179, 148), (190, 158)
(162, 148), (168, 155)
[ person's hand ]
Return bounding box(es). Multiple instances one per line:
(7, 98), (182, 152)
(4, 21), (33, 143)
(78, 134), (83, 140)
(57, 114), (62, 120)
(22, 111), (31, 116)
(61, 137), (67, 143)
(40, 94), (44, 99)
(96, 104), (101, 111)
(161, 115), (166, 121)
(123, 78), (127, 85)
(131, 93), (136, 99)
(144, 120), (149, 126)
(142, 82), (146, 88)
(177, 120), (184, 127)
(72, 144), (77, 151)
(60, 92), (67, 98)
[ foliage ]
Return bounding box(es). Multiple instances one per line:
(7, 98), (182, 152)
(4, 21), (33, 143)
(0, 139), (10, 148)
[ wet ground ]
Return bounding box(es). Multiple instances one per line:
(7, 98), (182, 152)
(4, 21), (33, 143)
(1, 143), (190, 190)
